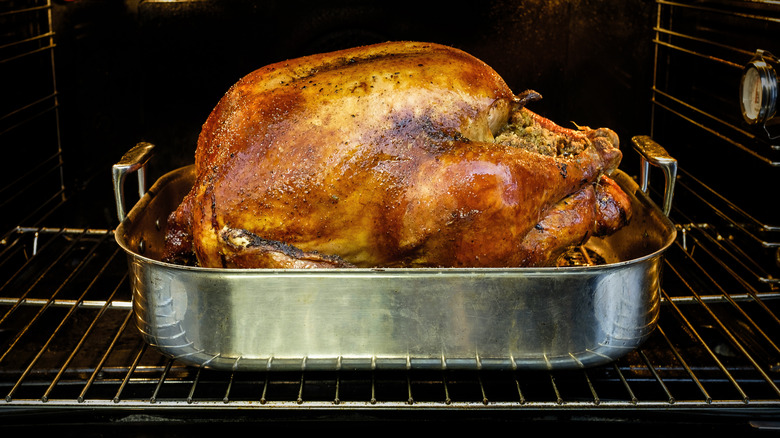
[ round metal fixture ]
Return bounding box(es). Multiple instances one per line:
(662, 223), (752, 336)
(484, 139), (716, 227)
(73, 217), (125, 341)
(740, 50), (778, 125)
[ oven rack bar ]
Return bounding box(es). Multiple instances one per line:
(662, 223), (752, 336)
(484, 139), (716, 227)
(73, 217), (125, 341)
(650, 91), (776, 167)
(0, 154), (63, 215)
(668, 196), (779, 286)
(5, 290), (779, 312)
(652, 26), (756, 60)
(0, 40), (56, 66)
(0, 4), (52, 17)
(5, 399), (780, 411)
(3, 370), (780, 410)
(0, 29), (54, 53)
(656, 0), (780, 24)
(675, 166), (780, 236)
(0, 94), (59, 140)
(668, 179), (780, 266)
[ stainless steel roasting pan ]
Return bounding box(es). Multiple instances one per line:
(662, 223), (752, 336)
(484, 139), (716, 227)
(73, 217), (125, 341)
(112, 135), (677, 372)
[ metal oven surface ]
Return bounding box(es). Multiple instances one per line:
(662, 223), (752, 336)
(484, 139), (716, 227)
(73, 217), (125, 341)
(1, 0), (779, 432)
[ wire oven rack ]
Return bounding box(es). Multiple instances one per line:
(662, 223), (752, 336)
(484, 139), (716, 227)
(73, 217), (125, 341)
(1, 0), (779, 431)
(0, 198), (778, 428)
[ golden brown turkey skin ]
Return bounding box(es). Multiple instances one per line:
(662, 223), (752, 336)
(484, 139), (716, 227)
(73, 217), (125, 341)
(163, 41), (630, 269)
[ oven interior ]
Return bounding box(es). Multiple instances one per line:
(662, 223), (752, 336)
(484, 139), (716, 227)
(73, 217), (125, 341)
(1, 0), (779, 432)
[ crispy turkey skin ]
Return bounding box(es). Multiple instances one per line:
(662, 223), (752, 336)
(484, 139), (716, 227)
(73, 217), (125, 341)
(163, 41), (631, 269)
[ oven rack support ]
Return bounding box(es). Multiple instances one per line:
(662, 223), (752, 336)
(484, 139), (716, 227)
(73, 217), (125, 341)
(0, 0), (64, 236)
(652, 0), (780, 163)
(650, 0), (780, 300)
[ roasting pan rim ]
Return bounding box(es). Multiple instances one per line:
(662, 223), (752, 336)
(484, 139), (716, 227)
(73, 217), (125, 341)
(114, 165), (677, 274)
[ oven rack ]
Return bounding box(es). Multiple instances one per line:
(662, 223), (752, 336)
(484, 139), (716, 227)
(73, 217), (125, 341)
(0, 178), (778, 418)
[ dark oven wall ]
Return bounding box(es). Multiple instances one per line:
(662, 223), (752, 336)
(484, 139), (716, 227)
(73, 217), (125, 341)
(51, 0), (656, 220)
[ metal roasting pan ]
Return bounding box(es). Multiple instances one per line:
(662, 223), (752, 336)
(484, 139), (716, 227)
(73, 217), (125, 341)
(112, 135), (677, 371)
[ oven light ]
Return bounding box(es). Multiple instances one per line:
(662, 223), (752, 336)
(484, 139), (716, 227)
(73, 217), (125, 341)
(740, 50), (778, 125)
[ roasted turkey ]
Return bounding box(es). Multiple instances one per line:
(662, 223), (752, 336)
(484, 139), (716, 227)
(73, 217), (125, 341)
(162, 41), (631, 269)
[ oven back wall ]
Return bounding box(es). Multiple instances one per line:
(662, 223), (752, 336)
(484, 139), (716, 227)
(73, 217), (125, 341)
(51, 0), (655, 190)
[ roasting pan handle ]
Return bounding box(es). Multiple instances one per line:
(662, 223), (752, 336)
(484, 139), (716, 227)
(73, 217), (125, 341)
(631, 135), (677, 216)
(112, 142), (155, 223)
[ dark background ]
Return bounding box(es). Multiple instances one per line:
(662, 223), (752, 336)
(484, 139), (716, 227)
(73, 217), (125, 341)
(50, 0), (657, 186)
